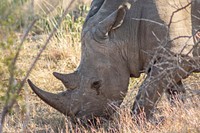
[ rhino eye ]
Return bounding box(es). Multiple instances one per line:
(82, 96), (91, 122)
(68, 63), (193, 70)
(91, 80), (102, 95)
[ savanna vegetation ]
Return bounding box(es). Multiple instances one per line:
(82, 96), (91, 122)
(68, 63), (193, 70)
(0, 0), (199, 132)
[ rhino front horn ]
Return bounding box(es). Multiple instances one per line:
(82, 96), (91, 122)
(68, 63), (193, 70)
(53, 72), (80, 89)
(27, 79), (71, 115)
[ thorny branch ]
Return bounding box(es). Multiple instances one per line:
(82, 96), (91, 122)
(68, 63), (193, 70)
(132, 1), (200, 117)
(131, 18), (166, 27)
(168, 2), (192, 28)
(0, 18), (38, 133)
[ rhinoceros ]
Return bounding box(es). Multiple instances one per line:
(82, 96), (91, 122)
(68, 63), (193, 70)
(28, 0), (200, 120)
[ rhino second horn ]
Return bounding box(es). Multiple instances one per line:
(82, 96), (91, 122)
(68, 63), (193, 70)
(53, 72), (80, 89)
(27, 79), (71, 115)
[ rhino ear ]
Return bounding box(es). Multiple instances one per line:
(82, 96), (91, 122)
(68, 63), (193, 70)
(94, 2), (131, 40)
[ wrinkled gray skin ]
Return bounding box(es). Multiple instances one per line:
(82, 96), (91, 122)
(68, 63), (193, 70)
(28, 0), (200, 120)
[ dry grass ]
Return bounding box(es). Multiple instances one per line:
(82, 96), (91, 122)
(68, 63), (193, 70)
(2, 82), (200, 132)
(1, 1), (200, 132)
(3, 32), (200, 132)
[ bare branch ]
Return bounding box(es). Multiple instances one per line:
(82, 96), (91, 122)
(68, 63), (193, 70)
(0, 18), (38, 133)
(131, 18), (166, 27)
(168, 2), (191, 28)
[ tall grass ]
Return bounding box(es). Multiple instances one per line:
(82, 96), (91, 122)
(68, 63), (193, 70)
(0, 0), (200, 132)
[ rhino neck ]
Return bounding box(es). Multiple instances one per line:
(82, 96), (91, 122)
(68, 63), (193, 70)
(125, 2), (143, 78)
(124, 0), (166, 77)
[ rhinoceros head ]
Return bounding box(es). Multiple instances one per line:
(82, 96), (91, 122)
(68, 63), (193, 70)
(28, 1), (131, 119)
